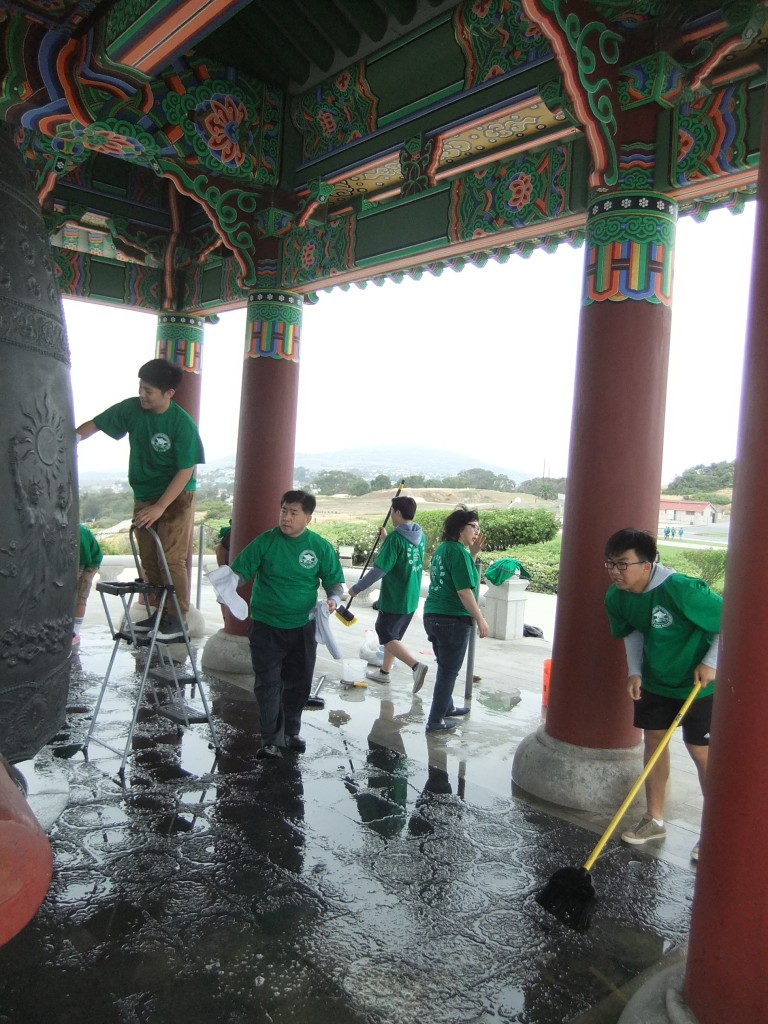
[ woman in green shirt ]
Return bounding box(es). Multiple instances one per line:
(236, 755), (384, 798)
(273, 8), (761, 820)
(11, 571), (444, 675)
(423, 507), (489, 733)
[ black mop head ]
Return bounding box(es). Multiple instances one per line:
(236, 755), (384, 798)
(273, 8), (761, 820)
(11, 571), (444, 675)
(335, 605), (357, 626)
(535, 866), (596, 933)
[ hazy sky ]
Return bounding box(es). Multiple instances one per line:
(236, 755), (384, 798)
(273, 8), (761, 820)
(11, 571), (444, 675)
(67, 201), (755, 487)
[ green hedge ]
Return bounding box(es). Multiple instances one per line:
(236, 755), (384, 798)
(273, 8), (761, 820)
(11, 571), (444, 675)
(658, 546), (727, 594)
(310, 509), (560, 570)
(412, 508), (559, 563)
(213, 519), (722, 598)
(479, 509), (559, 548)
(311, 521), (381, 563)
(479, 540), (561, 595)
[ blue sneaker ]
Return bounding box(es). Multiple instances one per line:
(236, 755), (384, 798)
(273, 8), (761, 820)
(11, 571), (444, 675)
(445, 706), (470, 717)
(425, 721), (456, 734)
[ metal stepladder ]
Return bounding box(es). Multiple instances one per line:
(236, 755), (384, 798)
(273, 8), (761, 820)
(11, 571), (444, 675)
(84, 524), (220, 777)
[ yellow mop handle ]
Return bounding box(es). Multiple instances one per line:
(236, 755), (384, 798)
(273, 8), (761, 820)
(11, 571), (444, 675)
(583, 681), (702, 873)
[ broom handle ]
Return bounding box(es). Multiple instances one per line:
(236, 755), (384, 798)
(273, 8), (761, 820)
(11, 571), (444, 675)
(583, 681), (702, 872)
(343, 479), (405, 612)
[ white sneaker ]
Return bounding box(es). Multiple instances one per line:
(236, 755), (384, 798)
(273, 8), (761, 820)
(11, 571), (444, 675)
(621, 814), (667, 845)
(412, 662), (428, 693)
(366, 669), (391, 684)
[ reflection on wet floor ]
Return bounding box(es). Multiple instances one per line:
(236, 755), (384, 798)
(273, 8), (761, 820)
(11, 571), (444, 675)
(0, 639), (696, 1024)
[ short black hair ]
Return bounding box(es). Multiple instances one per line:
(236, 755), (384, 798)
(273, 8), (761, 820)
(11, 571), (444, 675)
(442, 504), (479, 541)
(391, 495), (416, 520)
(605, 528), (657, 563)
(281, 489), (316, 515)
(138, 358), (183, 392)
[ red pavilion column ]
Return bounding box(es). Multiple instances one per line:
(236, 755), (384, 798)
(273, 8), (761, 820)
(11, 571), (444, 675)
(513, 193), (677, 811)
(222, 289), (303, 639)
(682, 84), (768, 1023)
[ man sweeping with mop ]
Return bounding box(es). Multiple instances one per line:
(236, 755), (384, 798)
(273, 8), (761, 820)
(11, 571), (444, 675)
(536, 527), (722, 932)
(604, 527), (722, 863)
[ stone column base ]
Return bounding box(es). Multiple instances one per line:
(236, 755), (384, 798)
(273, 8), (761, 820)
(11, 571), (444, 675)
(512, 725), (643, 814)
(186, 606), (205, 639)
(619, 961), (698, 1024)
(201, 629), (254, 676)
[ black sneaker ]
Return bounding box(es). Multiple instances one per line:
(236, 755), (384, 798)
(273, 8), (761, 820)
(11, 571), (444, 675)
(155, 615), (187, 641)
(257, 743), (282, 760)
(133, 611), (159, 633)
(285, 735), (306, 753)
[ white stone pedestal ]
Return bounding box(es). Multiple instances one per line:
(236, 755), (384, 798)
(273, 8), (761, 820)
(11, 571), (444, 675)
(483, 578), (529, 640)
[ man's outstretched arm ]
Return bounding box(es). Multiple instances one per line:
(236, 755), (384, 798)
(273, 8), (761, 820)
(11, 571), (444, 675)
(75, 420), (100, 441)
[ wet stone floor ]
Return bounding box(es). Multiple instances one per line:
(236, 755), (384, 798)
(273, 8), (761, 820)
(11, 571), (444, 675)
(0, 646), (696, 1024)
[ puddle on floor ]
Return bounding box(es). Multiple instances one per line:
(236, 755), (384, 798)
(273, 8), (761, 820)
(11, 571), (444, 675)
(0, 645), (694, 1024)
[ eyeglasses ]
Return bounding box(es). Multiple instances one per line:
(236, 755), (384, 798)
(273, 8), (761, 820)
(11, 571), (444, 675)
(604, 560), (646, 571)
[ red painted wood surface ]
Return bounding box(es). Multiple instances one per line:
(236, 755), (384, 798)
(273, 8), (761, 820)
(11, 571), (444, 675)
(0, 765), (53, 947)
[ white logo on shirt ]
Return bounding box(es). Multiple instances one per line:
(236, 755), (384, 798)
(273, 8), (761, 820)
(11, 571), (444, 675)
(651, 606), (673, 629)
(299, 550), (318, 569)
(151, 433), (171, 453)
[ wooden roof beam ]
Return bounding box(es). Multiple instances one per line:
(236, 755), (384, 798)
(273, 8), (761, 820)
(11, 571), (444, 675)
(105, 0), (251, 75)
(335, 0), (387, 41)
(300, 0), (363, 59)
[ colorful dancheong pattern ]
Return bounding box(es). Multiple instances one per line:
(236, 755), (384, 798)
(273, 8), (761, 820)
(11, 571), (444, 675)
(583, 193), (677, 305)
(155, 314), (204, 373)
(245, 292), (303, 363)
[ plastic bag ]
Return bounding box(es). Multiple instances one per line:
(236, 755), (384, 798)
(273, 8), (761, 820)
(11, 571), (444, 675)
(359, 629), (384, 666)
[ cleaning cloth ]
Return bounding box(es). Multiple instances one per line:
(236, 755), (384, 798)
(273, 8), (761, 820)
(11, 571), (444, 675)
(311, 600), (343, 660)
(206, 564), (249, 620)
(484, 558), (531, 585)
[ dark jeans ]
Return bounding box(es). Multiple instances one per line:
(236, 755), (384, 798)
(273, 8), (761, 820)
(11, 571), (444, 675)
(423, 614), (471, 727)
(248, 619), (316, 745)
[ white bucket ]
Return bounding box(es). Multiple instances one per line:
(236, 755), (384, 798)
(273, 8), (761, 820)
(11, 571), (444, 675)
(341, 658), (367, 683)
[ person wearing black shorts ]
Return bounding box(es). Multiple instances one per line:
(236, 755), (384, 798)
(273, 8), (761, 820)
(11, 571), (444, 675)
(348, 496), (428, 692)
(604, 528), (722, 863)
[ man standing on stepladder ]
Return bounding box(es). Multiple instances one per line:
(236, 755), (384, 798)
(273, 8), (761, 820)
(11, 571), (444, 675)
(76, 358), (205, 641)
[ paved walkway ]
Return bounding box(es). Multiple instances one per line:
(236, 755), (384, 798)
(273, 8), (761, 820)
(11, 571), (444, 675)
(0, 560), (702, 1024)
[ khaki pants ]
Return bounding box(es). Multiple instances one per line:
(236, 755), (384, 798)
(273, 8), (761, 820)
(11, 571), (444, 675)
(133, 491), (194, 617)
(75, 567), (98, 617)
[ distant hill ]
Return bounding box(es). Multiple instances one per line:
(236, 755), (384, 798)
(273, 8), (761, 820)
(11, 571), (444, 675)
(80, 445), (535, 488)
(78, 470), (130, 488)
(204, 444), (533, 481)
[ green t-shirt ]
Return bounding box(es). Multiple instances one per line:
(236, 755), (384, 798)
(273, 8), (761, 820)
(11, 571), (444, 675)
(93, 397), (204, 502)
(375, 530), (425, 615)
(231, 527), (345, 629)
(424, 540), (478, 618)
(79, 524), (103, 570)
(605, 572), (722, 699)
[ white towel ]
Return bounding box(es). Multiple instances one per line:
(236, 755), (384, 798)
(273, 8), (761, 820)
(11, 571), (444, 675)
(206, 564), (249, 620)
(311, 601), (343, 659)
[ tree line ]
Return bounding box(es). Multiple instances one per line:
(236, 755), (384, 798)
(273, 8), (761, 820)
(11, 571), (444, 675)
(295, 467), (567, 497)
(79, 469), (567, 527)
(664, 461), (734, 498)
